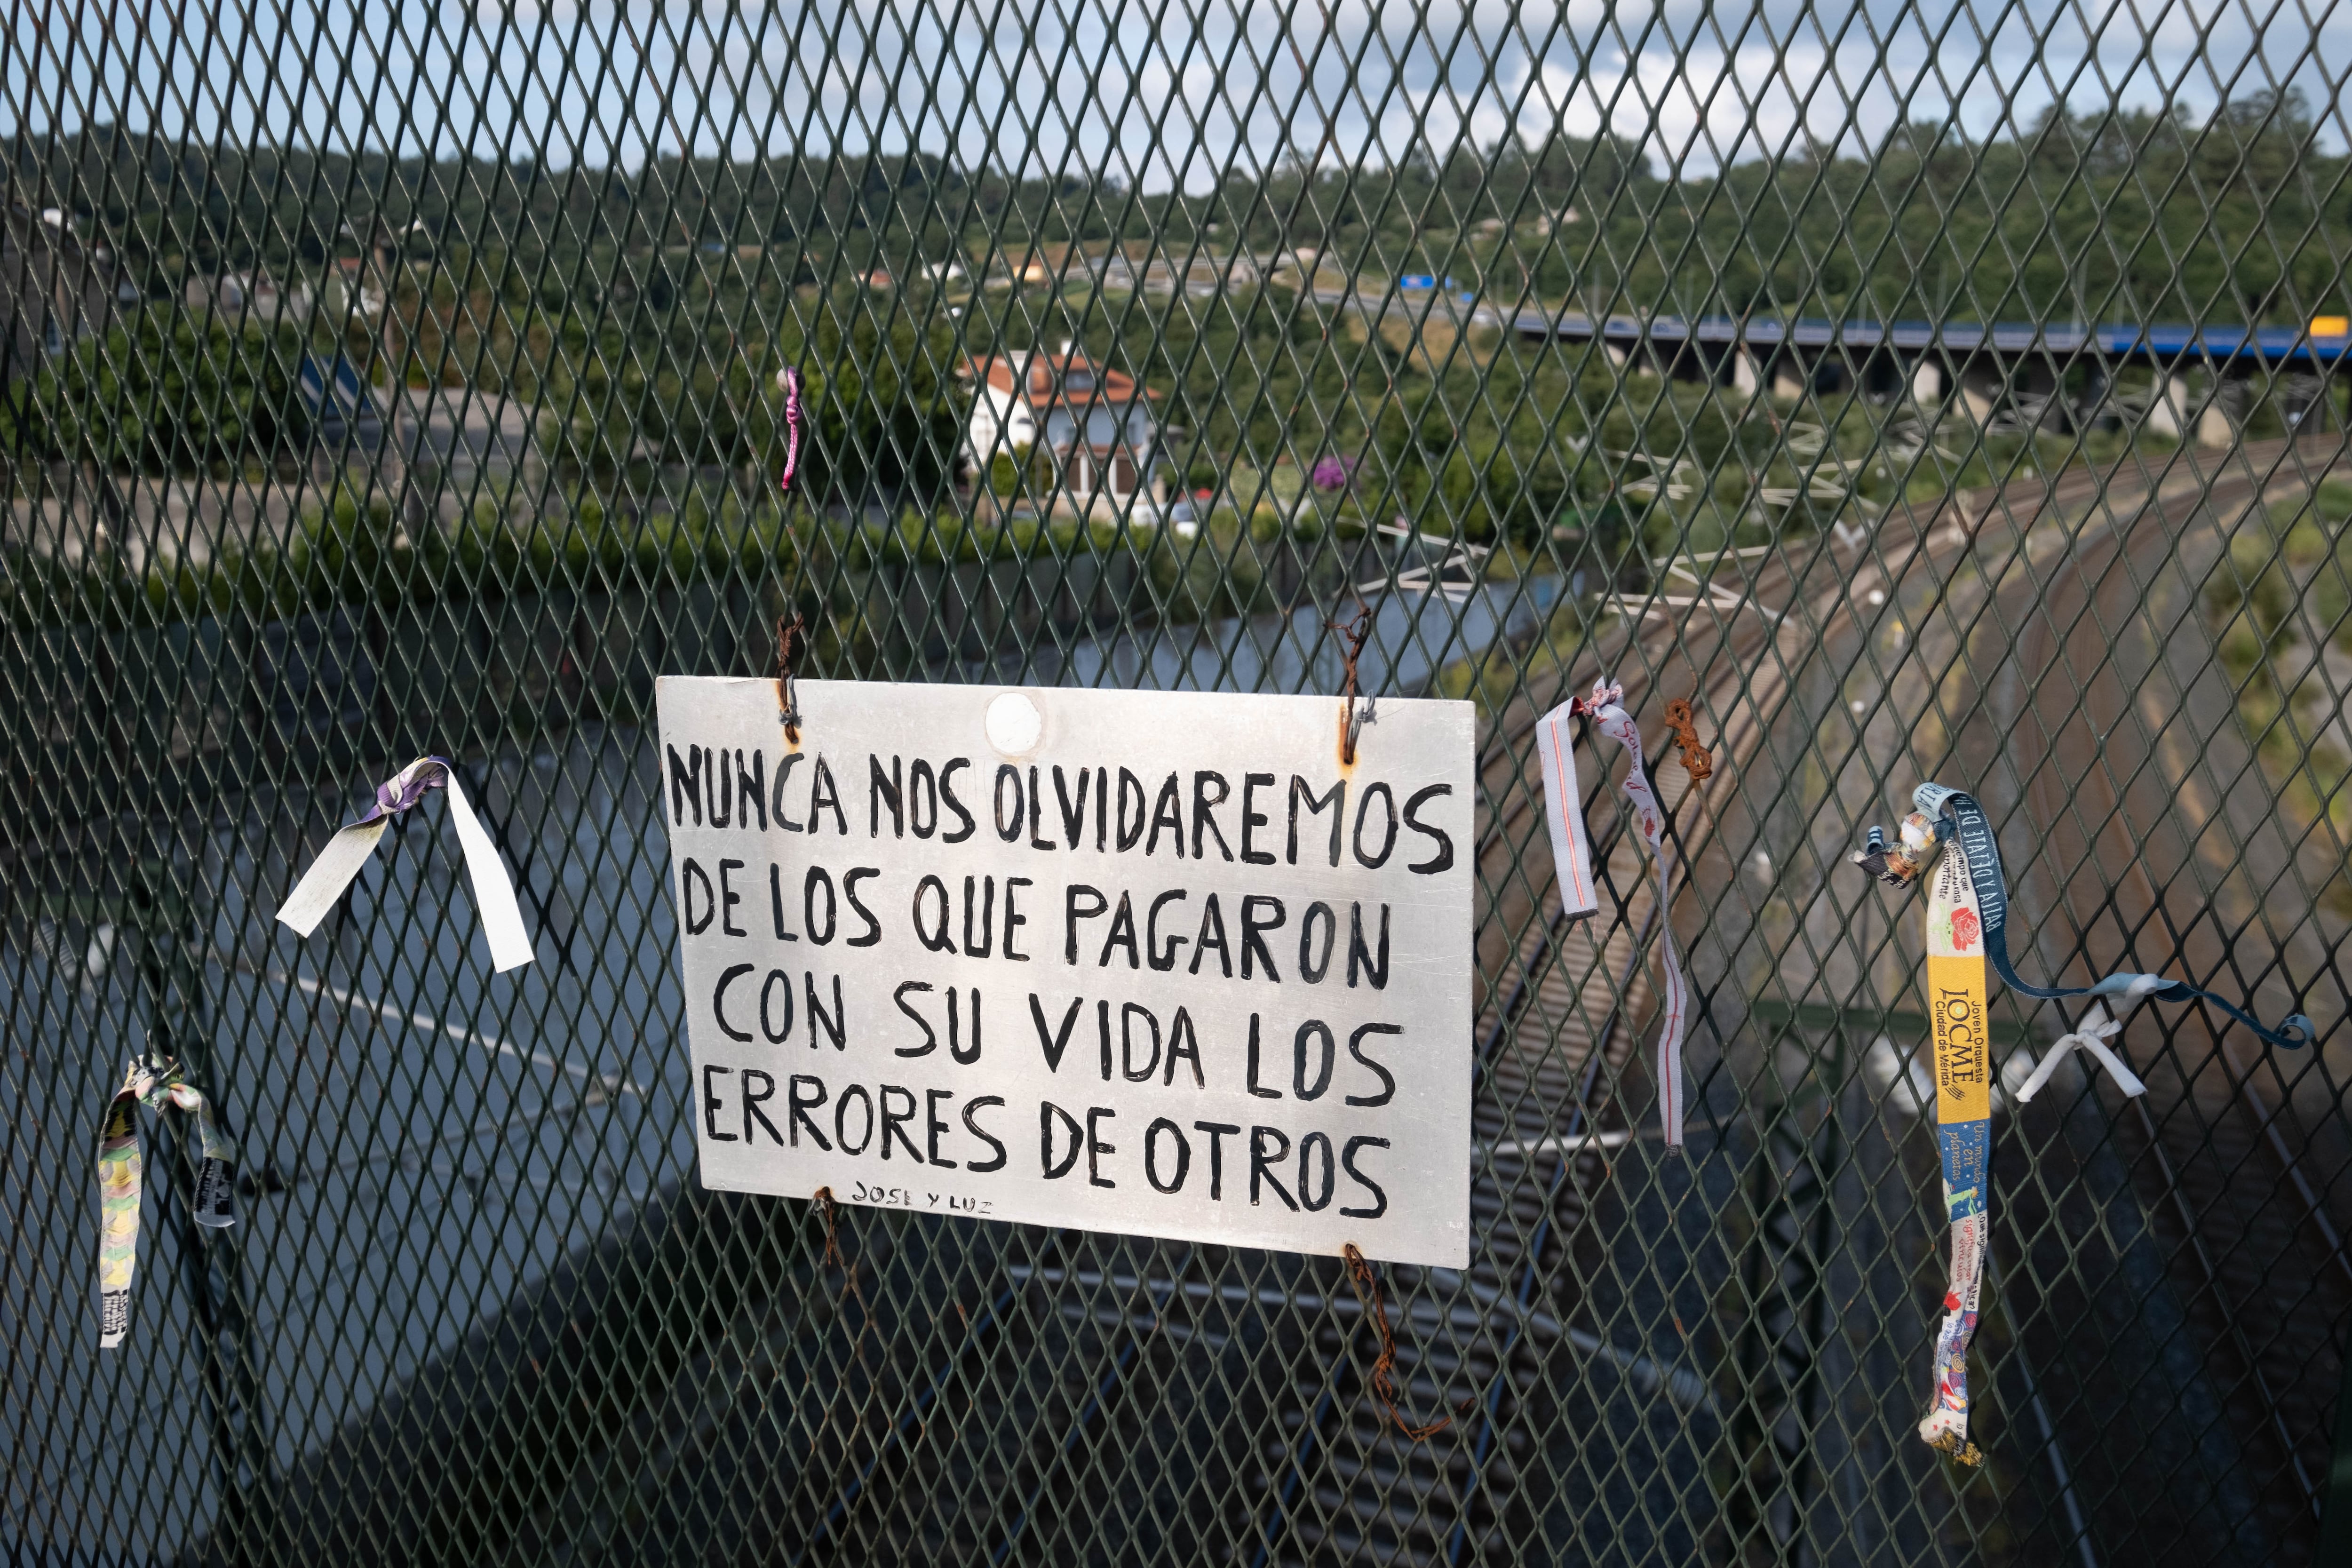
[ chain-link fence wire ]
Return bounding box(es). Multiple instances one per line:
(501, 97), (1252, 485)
(3, 3), (2351, 1563)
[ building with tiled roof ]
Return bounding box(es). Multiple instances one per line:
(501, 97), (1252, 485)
(958, 344), (1165, 515)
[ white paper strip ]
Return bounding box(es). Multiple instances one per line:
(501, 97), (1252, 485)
(274, 757), (534, 972)
(1535, 700), (1599, 921)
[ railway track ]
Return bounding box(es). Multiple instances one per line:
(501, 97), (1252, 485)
(1999, 439), (2350, 1563)
(1259, 433), (2344, 1564)
(238, 435), (2344, 1566)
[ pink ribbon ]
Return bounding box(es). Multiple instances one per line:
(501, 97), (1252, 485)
(778, 366), (804, 498)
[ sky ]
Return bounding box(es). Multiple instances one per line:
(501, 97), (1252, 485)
(5, 0), (2347, 188)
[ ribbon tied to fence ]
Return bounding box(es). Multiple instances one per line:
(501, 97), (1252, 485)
(1534, 677), (1696, 1151)
(1912, 830), (1992, 1464)
(1881, 784), (2312, 1049)
(97, 1055), (237, 1349)
(1851, 781), (2312, 1464)
(2015, 1002), (2147, 1103)
(777, 366), (805, 499)
(275, 756), (534, 972)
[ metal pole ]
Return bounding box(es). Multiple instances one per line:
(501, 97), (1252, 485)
(2321, 1333), (2352, 1563)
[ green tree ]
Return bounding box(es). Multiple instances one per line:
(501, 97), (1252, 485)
(0, 304), (310, 471)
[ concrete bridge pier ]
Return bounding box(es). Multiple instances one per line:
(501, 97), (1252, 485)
(2011, 357), (2073, 431)
(2137, 366), (2236, 447)
(2073, 365), (2114, 432)
(1731, 346), (1760, 398)
(2192, 363), (2239, 447)
(1955, 357), (2003, 425)
(2144, 370), (2189, 439)
(2197, 390), (2238, 448)
(2282, 371), (2342, 432)
(1908, 356), (1945, 408)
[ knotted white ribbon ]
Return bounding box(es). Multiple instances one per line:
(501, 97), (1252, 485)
(275, 756), (534, 972)
(1535, 677), (1692, 1151)
(2015, 1002), (2147, 1103)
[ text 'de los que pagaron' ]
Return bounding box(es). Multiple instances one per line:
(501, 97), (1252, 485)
(656, 677), (1474, 1266)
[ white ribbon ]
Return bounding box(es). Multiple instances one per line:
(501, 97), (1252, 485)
(2014, 1002), (2146, 1103)
(276, 756), (534, 972)
(1535, 700), (1599, 921)
(1535, 678), (1692, 1151)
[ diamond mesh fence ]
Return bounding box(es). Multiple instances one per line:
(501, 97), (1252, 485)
(3, 4), (2351, 1563)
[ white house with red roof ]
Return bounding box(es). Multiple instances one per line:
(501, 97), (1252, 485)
(958, 344), (1164, 515)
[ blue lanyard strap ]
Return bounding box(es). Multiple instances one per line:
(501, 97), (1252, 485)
(1913, 783), (2314, 1050)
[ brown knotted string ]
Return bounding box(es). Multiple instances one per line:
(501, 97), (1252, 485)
(1661, 696), (1714, 781)
(1328, 605), (1374, 764)
(774, 611), (807, 743)
(1342, 1242), (1451, 1441)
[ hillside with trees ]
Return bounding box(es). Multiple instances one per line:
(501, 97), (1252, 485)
(1, 87), (2341, 525)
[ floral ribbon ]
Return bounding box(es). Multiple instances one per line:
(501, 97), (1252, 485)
(97, 1056), (236, 1349)
(275, 756), (533, 972)
(1535, 677), (1693, 1151)
(1915, 832), (1991, 1464)
(1852, 780), (2309, 1465)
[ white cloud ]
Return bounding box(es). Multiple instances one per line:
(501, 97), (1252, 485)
(4, 0), (2342, 179)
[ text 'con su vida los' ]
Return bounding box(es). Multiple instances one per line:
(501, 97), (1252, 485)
(666, 739), (1458, 1221)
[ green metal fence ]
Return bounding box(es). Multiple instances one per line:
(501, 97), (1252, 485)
(5, 4), (2351, 1562)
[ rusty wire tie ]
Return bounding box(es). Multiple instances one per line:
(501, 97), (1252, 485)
(1328, 605), (1374, 764)
(810, 1184), (871, 1330)
(812, 1184), (846, 1269)
(1661, 696), (1714, 782)
(1341, 1242), (1451, 1442)
(774, 611), (807, 743)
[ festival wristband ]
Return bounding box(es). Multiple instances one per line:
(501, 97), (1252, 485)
(1911, 784), (2311, 1050)
(1535, 678), (1694, 1150)
(1918, 835), (1990, 1465)
(275, 756), (534, 972)
(1853, 777), (2299, 1465)
(97, 1057), (236, 1349)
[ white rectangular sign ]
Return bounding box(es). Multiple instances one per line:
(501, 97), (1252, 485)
(654, 677), (1474, 1266)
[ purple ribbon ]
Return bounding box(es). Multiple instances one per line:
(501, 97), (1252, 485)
(354, 756), (453, 828)
(778, 366), (804, 498)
